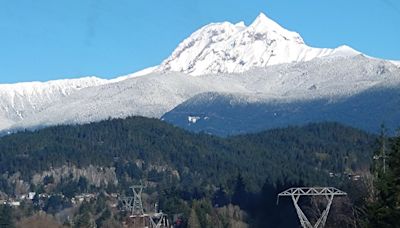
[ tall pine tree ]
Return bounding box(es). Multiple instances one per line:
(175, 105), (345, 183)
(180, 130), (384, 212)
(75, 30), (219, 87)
(366, 133), (400, 227)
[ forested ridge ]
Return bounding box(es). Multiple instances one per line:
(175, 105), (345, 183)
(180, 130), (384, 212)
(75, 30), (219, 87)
(0, 117), (376, 189)
(0, 117), (384, 227)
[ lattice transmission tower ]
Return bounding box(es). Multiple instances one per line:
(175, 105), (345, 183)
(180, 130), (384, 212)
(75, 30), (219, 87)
(119, 182), (170, 228)
(120, 183), (146, 216)
(277, 187), (347, 228)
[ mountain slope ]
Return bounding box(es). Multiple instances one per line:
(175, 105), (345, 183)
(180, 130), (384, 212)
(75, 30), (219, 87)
(162, 86), (400, 136)
(157, 13), (359, 75)
(0, 68), (156, 132)
(5, 72), (232, 131)
(5, 55), (399, 133)
(0, 77), (108, 130)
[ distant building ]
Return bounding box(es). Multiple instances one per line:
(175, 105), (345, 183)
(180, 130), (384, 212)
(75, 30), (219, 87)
(188, 116), (201, 124)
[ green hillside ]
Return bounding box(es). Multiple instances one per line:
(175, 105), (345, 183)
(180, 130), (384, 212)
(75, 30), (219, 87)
(0, 117), (376, 191)
(0, 117), (379, 227)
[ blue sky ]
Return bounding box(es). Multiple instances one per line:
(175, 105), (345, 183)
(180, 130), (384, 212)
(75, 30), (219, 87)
(0, 0), (399, 83)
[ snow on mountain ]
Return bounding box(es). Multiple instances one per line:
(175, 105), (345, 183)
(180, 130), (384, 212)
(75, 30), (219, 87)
(109, 66), (158, 82)
(6, 72), (238, 131)
(0, 77), (108, 130)
(6, 55), (400, 133)
(1, 13), (399, 134)
(162, 87), (400, 136)
(390, 60), (400, 67)
(157, 13), (360, 75)
(0, 65), (159, 131)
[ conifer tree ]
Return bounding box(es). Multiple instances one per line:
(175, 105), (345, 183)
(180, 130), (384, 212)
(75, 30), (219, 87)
(366, 134), (400, 227)
(232, 174), (247, 209)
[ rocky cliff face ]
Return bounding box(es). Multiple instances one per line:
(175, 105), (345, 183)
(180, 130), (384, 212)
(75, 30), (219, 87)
(32, 165), (118, 187)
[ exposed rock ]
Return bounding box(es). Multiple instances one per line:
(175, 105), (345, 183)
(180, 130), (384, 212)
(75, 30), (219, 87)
(32, 165), (118, 187)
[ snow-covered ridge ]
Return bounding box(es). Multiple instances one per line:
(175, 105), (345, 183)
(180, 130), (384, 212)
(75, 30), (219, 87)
(0, 77), (108, 130)
(109, 66), (158, 82)
(6, 55), (400, 133)
(157, 13), (360, 75)
(390, 60), (400, 67)
(0, 77), (107, 95)
(0, 67), (155, 131)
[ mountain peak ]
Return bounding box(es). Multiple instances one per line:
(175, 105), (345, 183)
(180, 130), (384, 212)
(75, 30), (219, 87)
(248, 13), (305, 45)
(157, 13), (358, 76)
(250, 13), (282, 31)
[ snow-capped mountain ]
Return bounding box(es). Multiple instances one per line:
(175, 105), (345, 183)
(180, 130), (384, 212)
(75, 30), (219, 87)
(157, 13), (360, 75)
(0, 13), (399, 134)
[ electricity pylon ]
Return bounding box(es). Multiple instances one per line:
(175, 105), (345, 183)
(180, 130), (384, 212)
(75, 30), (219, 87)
(120, 183), (146, 216)
(277, 187), (347, 228)
(119, 181), (170, 228)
